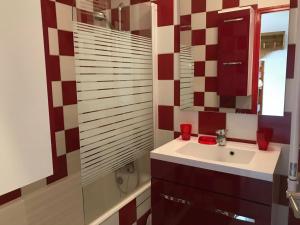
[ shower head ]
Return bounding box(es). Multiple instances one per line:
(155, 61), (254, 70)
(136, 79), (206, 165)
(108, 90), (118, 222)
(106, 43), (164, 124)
(118, 2), (124, 11)
(94, 11), (106, 21)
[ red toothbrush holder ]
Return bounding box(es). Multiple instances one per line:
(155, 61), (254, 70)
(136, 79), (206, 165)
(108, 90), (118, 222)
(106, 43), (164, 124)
(257, 128), (273, 151)
(180, 124), (192, 141)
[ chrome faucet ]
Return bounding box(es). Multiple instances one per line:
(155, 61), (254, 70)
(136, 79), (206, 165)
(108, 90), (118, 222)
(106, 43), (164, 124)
(216, 129), (227, 146)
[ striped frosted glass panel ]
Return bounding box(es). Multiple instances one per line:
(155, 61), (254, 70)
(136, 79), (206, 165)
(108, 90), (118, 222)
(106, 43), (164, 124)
(180, 45), (194, 110)
(74, 22), (153, 186)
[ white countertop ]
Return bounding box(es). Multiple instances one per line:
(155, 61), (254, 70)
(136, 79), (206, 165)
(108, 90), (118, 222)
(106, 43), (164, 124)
(151, 137), (281, 182)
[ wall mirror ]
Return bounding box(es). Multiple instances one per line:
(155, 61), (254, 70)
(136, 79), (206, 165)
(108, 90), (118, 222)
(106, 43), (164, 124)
(179, 3), (290, 116)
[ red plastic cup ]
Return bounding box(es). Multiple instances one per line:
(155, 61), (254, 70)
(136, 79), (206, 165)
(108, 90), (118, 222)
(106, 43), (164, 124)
(180, 124), (192, 141)
(257, 128), (273, 151)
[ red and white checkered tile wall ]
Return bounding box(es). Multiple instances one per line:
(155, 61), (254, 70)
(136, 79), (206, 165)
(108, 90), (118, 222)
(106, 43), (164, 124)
(156, 0), (298, 224)
(0, 1), (152, 224)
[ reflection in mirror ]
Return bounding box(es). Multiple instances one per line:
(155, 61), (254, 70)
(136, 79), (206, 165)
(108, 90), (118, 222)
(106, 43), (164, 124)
(258, 10), (289, 116)
(179, 3), (290, 116)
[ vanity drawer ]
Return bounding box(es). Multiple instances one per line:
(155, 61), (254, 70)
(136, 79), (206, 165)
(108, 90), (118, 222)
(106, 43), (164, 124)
(152, 178), (271, 225)
(151, 159), (273, 205)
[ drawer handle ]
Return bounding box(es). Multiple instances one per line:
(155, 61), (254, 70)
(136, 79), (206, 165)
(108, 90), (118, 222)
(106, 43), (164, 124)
(224, 18), (244, 23)
(160, 194), (191, 206)
(223, 62), (243, 66)
(215, 209), (255, 223)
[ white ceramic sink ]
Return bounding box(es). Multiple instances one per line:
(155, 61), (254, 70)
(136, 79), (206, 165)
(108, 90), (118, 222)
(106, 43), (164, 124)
(151, 137), (281, 181)
(176, 142), (255, 164)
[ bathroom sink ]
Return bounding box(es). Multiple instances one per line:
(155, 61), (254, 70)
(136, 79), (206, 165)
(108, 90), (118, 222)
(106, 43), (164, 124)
(150, 137), (281, 181)
(176, 142), (255, 164)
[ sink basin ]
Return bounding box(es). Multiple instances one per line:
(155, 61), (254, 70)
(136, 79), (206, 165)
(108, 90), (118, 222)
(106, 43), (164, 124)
(176, 142), (255, 164)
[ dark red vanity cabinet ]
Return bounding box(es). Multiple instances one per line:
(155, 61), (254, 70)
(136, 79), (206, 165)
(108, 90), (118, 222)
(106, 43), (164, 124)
(151, 159), (275, 225)
(217, 8), (254, 96)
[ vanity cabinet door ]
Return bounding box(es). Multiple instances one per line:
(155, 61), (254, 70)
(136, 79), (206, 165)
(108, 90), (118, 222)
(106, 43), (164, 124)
(152, 178), (271, 225)
(217, 9), (253, 96)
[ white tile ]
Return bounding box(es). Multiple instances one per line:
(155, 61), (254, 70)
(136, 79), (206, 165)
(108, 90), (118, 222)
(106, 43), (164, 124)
(174, 106), (198, 134)
(63, 105), (79, 130)
(137, 198), (151, 220)
(55, 131), (66, 157)
(219, 108), (236, 113)
(193, 77), (205, 92)
(204, 92), (219, 107)
(191, 13), (206, 30)
(194, 106), (204, 111)
(174, 0), (180, 25)
(0, 199), (28, 225)
(136, 188), (151, 206)
(130, 3), (151, 31)
(48, 28), (59, 56)
(206, 0), (222, 12)
(258, 0), (289, 8)
(67, 150), (81, 175)
(56, 2), (73, 32)
(192, 45), (206, 61)
(52, 81), (63, 107)
(205, 61), (217, 77)
(60, 56), (75, 81)
(236, 96), (252, 109)
(226, 113), (258, 141)
(157, 81), (174, 105)
(180, 0), (191, 15)
(289, 9), (298, 44)
(271, 203), (289, 225)
(157, 26), (174, 54)
(111, 0), (130, 8)
(180, 30), (191, 46)
(174, 53), (180, 80)
(155, 129), (174, 148)
(206, 27), (218, 45)
(239, 0), (258, 6)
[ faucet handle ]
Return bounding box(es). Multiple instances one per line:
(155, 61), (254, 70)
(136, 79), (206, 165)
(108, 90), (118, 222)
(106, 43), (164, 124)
(216, 129), (227, 136)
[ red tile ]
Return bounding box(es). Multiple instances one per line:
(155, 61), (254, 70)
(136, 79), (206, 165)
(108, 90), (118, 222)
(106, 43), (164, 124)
(204, 107), (219, 112)
(157, 0), (174, 26)
(220, 96), (236, 108)
(174, 131), (181, 139)
(58, 30), (74, 56)
(194, 61), (205, 76)
(47, 155), (68, 184)
(192, 29), (206, 45)
(223, 0), (240, 9)
(94, 0), (111, 10)
(131, 0), (149, 4)
(206, 45), (218, 60)
(258, 112), (292, 144)
(77, 9), (95, 25)
(56, 0), (75, 6)
(194, 92), (204, 106)
(137, 210), (151, 225)
(174, 80), (180, 106)
(227, 138), (256, 144)
(119, 199), (137, 225)
(131, 29), (151, 38)
(180, 15), (191, 30)
(111, 8), (119, 29)
(286, 44), (296, 79)
(205, 77), (218, 92)
(206, 11), (219, 28)
(198, 111), (226, 135)
(174, 25), (180, 53)
(290, 0), (298, 8)
(235, 109), (252, 114)
(53, 107), (65, 131)
(158, 105), (174, 130)
(158, 54), (174, 80)
(65, 127), (80, 153)
(192, 0), (206, 13)
(62, 81), (78, 105)
(0, 189), (21, 206)
(41, 0), (57, 28)
(45, 55), (61, 81)
(121, 6), (130, 31)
